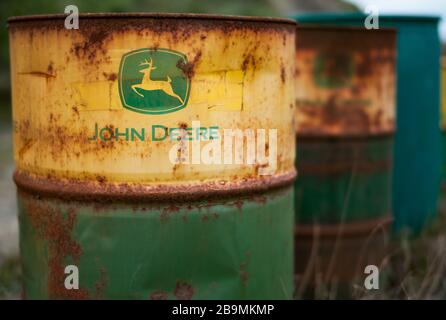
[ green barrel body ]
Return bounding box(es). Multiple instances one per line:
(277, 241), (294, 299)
(294, 136), (393, 286)
(293, 13), (442, 235)
(295, 136), (393, 224)
(19, 188), (294, 299)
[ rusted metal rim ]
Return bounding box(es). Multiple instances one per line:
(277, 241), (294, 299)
(295, 13), (440, 24)
(294, 216), (393, 238)
(7, 12), (296, 26)
(14, 169), (296, 203)
(296, 25), (396, 34)
(296, 130), (395, 141)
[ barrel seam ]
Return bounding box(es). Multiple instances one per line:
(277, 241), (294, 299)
(14, 169), (297, 203)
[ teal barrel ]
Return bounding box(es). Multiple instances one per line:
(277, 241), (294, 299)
(293, 13), (442, 234)
(441, 56), (446, 197)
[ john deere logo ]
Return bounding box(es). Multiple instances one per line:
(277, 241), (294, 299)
(313, 52), (354, 88)
(118, 48), (190, 114)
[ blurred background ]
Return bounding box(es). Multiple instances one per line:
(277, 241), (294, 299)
(0, 0), (445, 299)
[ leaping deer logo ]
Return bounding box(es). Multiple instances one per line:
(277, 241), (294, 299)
(132, 58), (184, 104)
(119, 48), (190, 115)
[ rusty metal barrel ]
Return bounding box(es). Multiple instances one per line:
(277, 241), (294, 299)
(293, 26), (397, 289)
(8, 13), (297, 299)
(295, 14), (442, 236)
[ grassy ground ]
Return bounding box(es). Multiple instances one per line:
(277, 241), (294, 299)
(0, 256), (21, 299)
(359, 205), (446, 299)
(294, 199), (446, 300)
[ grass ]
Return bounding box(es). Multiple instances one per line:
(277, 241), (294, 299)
(294, 197), (446, 300)
(366, 194), (446, 300)
(0, 255), (21, 299)
(361, 209), (446, 299)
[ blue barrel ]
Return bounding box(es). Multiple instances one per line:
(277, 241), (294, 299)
(293, 13), (442, 234)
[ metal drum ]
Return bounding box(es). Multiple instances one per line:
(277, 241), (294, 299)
(293, 26), (396, 289)
(294, 13), (442, 235)
(8, 13), (297, 299)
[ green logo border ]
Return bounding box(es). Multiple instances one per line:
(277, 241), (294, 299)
(313, 51), (354, 89)
(118, 48), (190, 115)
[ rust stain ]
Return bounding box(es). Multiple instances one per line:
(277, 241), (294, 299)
(297, 95), (390, 136)
(234, 200), (244, 210)
(150, 290), (168, 300)
(254, 163), (269, 176)
(297, 26), (396, 51)
(240, 262), (249, 286)
(252, 195), (267, 205)
(18, 71), (55, 78)
(72, 28), (109, 62)
(94, 267), (108, 299)
(103, 72), (117, 81)
(177, 50), (202, 79)
(174, 281), (194, 300)
(296, 26), (396, 137)
(161, 204), (180, 221)
(47, 61), (54, 74)
(18, 138), (34, 159)
(373, 110), (384, 128)
(280, 64), (285, 83)
(241, 52), (256, 72)
(96, 175), (107, 184)
(9, 14), (295, 76)
(178, 122), (188, 129)
(72, 106), (79, 116)
(24, 195), (89, 299)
